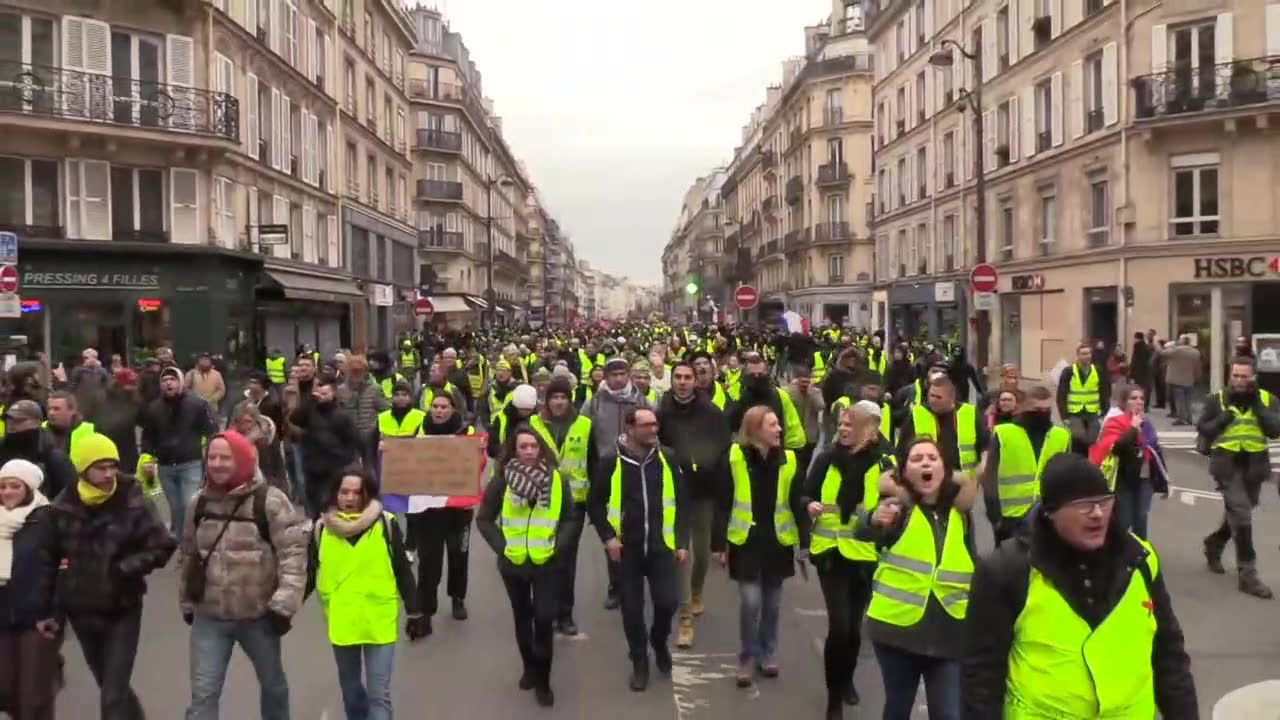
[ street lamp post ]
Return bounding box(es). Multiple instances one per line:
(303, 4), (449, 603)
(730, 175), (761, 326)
(930, 40), (990, 370)
(485, 174), (513, 329)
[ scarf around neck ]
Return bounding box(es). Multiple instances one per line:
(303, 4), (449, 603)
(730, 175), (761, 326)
(505, 460), (553, 508)
(322, 499), (384, 538)
(78, 479), (117, 506)
(0, 492), (49, 583)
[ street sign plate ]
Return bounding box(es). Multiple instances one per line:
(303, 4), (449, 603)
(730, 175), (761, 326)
(973, 291), (996, 311)
(0, 294), (19, 319)
(0, 265), (17, 294)
(970, 263), (999, 293)
(414, 297), (434, 318)
(258, 224), (289, 245)
(0, 232), (17, 264)
(734, 284), (759, 310)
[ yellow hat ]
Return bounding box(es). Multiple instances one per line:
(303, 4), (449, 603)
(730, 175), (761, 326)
(496, 360), (512, 371)
(72, 433), (121, 475)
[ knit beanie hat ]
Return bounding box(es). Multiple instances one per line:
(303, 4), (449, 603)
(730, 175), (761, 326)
(159, 366), (183, 382)
(512, 384), (539, 410)
(1039, 453), (1111, 512)
(206, 431), (258, 489)
(0, 459), (43, 493)
(72, 433), (120, 475)
(547, 378), (574, 401)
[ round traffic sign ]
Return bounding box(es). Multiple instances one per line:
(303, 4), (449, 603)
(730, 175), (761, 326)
(970, 263), (999, 293)
(0, 265), (17, 294)
(413, 297), (434, 318)
(734, 284), (759, 310)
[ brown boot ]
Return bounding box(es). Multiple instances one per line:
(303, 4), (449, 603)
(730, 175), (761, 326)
(676, 616), (695, 649)
(690, 594), (705, 616)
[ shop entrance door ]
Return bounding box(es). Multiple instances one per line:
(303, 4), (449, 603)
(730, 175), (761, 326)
(1001, 294), (1021, 369)
(1085, 287), (1118, 355)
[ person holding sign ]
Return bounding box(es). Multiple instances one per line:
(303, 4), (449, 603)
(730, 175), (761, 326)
(475, 426), (577, 709)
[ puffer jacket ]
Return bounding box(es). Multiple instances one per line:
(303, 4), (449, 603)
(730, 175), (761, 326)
(339, 377), (388, 437)
(178, 473), (310, 621)
(45, 475), (176, 619)
(583, 382), (650, 460)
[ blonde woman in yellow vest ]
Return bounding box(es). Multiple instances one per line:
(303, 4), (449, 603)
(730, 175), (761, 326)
(309, 466), (422, 720)
(475, 426), (576, 708)
(859, 437), (979, 720)
(716, 405), (808, 689)
(801, 401), (894, 717)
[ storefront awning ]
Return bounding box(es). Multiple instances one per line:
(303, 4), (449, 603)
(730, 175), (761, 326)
(464, 295), (488, 310)
(428, 296), (471, 313)
(263, 270), (364, 303)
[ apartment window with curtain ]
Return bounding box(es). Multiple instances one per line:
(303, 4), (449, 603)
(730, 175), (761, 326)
(916, 146), (927, 199)
(345, 142), (357, 195)
(1171, 155), (1219, 237)
(996, 5), (1010, 71)
(1169, 20), (1216, 101)
(824, 89), (842, 125)
(1034, 78), (1052, 151)
(0, 156), (58, 234)
(996, 100), (1011, 167)
(367, 154), (377, 205)
(896, 229), (908, 277)
(942, 214), (957, 270)
(828, 254), (844, 282)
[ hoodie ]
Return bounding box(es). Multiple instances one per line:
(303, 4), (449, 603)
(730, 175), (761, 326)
(583, 381), (650, 461)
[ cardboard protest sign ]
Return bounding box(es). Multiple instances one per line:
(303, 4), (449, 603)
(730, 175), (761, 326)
(380, 433), (486, 497)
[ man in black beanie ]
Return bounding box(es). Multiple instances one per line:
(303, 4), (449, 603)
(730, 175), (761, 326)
(962, 453), (1198, 719)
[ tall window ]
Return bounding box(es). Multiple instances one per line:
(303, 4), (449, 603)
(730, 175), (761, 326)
(1034, 78), (1052, 151)
(996, 5), (1010, 71)
(111, 167), (165, 241)
(940, 63), (954, 105)
(1170, 21), (1216, 99)
(942, 214), (957, 270)
(827, 137), (844, 166)
(996, 101), (1011, 166)
(942, 131), (956, 186)
(1084, 51), (1104, 133)
(897, 157), (907, 205)
(1039, 192), (1056, 250)
(896, 86), (906, 133)
(1000, 201), (1015, 260)
(915, 71), (926, 123)
(916, 146), (927, 198)
(0, 156), (58, 232)
(345, 142), (357, 194)
(829, 254), (845, 281)
(896, 229), (908, 277)
(824, 89), (842, 125)
(344, 60), (356, 112)
(110, 30), (164, 127)
(1088, 176), (1109, 246)
(1172, 160), (1219, 236)
(915, 0), (925, 45)
(916, 222), (929, 274)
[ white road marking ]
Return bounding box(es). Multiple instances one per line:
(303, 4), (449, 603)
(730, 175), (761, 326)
(1180, 493), (1197, 506)
(793, 607), (828, 617)
(1212, 680), (1280, 719)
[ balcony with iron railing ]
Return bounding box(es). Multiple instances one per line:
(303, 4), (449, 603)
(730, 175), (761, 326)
(1133, 57), (1280, 121)
(415, 128), (462, 152)
(416, 179), (464, 202)
(787, 126), (803, 151)
(784, 229), (803, 252)
(762, 194), (779, 216)
(813, 221), (851, 244)
(0, 62), (239, 142)
(816, 161), (849, 187)
(822, 106), (845, 127)
(761, 148), (777, 171)
(785, 176), (803, 205)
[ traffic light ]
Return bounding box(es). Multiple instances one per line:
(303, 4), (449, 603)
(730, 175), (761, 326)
(684, 280), (699, 295)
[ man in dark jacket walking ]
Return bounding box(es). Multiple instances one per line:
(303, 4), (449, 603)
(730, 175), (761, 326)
(588, 407), (689, 692)
(140, 366), (216, 539)
(1130, 331), (1154, 405)
(287, 374), (364, 519)
(656, 362), (730, 649)
(963, 454), (1197, 719)
(42, 432), (176, 720)
(0, 400), (76, 500)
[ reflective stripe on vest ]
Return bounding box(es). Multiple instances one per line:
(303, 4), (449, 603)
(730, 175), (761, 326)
(810, 456), (889, 561)
(265, 357), (287, 385)
(866, 505), (974, 626)
(607, 451), (676, 551)
(500, 470), (563, 566)
(1067, 364), (1101, 414)
(725, 445), (798, 547)
(316, 514), (399, 646)
(377, 409), (424, 438)
(910, 403), (978, 471)
(529, 414), (593, 502)
(993, 424), (1071, 518)
(399, 351), (418, 371)
(709, 382), (727, 411)
(1005, 535), (1159, 719)
(1212, 390), (1273, 453)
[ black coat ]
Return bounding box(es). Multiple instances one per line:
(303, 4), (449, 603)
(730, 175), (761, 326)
(288, 402), (365, 487)
(475, 469), (579, 579)
(0, 505), (56, 629)
(140, 392), (217, 466)
(962, 508), (1198, 719)
(656, 393), (731, 502)
(588, 444), (690, 557)
(0, 430), (76, 500)
(1196, 388), (1280, 483)
(721, 445), (808, 583)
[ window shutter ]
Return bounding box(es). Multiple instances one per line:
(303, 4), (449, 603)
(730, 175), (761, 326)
(937, 136), (946, 191)
(1008, 6), (1020, 63)
(982, 110), (994, 171)
(1270, 4), (1280, 57)
(303, 203), (316, 263)
(282, 95), (292, 170)
(61, 17), (86, 71)
(326, 124), (335, 191)
(169, 168), (199, 244)
(325, 34), (335, 97)
(83, 160), (111, 240)
(82, 20), (111, 76)
(923, 0), (933, 38)
(1101, 43), (1118, 126)
(1050, 72), (1064, 146)
(272, 195), (288, 258)
(924, 71), (934, 119)
(271, 0), (282, 54)
(247, 74), (259, 159)
(1069, 59), (1084, 138)
(270, 88), (280, 169)
(981, 20), (996, 81)
(247, 185), (258, 249)
(1009, 96), (1020, 161)
(923, 144), (932, 192)
(904, 84), (913, 130)
(1051, 0), (1063, 37)
(1020, 0), (1035, 57)
(166, 34), (196, 130)
(328, 215), (339, 268)
(964, 120), (974, 180)
(1151, 24), (1167, 72)
(1021, 86), (1037, 157)
(1214, 13), (1233, 96)
(215, 54), (234, 96)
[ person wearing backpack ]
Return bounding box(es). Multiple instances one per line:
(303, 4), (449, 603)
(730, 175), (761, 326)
(961, 453), (1198, 719)
(307, 466), (421, 720)
(179, 431), (308, 720)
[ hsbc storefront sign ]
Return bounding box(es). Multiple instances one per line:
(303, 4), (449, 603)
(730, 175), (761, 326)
(1192, 256), (1280, 280)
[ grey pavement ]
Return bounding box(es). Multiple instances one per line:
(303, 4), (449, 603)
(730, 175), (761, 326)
(54, 451), (1280, 719)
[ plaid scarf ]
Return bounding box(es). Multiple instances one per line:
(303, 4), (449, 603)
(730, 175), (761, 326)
(505, 460), (553, 508)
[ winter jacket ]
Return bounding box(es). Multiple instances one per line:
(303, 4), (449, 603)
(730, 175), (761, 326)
(0, 505), (55, 630)
(140, 392), (217, 466)
(655, 392), (731, 502)
(1055, 362), (1112, 418)
(962, 507), (1198, 720)
(179, 475), (309, 620)
(44, 475), (176, 619)
(475, 469), (579, 579)
(338, 377), (388, 438)
(288, 402), (366, 487)
(1160, 344), (1201, 387)
(786, 383), (824, 444)
(721, 445), (808, 584)
(1196, 388), (1280, 484)
(588, 442), (690, 557)
(185, 368), (227, 411)
(0, 430), (76, 501)
(583, 382), (650, 460)
(96, 387), (144, 474)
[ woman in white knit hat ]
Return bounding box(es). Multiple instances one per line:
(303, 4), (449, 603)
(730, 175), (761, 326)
(0, 459), (59, 720)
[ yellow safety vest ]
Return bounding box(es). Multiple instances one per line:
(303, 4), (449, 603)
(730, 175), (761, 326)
(529, 414), (593, 502)
(777, 387), (807, 450)
(1066, 364), (1101, 415)
(1212, 390), (1273, 453)
(419, 383), (458, 411)
(812, 351), (827, 384)
(810, 453), (891, 561)
(724, 368), (742, 401)
(993, 424), (1072, 518)
(910, 403), (978, 471)
(265, 357), (287, 386)
(500, 469), (563, 566)
(725, 444), (798, 547)
(607, 451), (676, 551)
(866, 504), (974, 626)
(377, 408), (425, 438)
(377, 374), (405, 400)
(912, 379), (926, 406)
(1005, 536), (1159, 719)
(488, 387), (511, 422)
(315, 513), (400, 646)
(399, 350), (418, 372)
(706, 382), (727, 411)
(0, 403), (6, 438)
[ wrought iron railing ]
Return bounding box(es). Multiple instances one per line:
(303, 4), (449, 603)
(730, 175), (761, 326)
(785, 176), (803, 204)
(416, 179), (464, 201)
(817, 162), (849, 186)
(0, 62), (238, 140)
(415, 128), (462, 151)
(814, 221), (851, 243)
(418, 228), (464, 250)
(1133, 56), (1280, 120)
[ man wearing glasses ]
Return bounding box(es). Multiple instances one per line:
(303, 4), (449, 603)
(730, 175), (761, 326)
(961, 452), (1198, 719)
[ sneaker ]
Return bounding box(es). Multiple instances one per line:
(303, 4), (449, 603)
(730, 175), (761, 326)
(557, 617), (579, 636)
(758, 660), (779, 678)
(451, 598), (468, 621)
(735, 658), (754, 688)
(654, 644), (673, 675)
(690, 594), (705, 616)
(675, 617), (695, 649)
(534, 687), (555, 707)
(1239, 573), (1274, 599)
(603, 593), (621, 611)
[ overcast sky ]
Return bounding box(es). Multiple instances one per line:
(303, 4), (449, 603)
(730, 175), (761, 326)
(435, 0), (834, 284)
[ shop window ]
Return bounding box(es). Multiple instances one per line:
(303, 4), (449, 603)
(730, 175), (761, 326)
(1171, 160), (1219, 237)
(133, 300), (173, 365)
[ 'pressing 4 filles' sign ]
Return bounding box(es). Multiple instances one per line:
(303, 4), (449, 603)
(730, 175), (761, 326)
(22, 272), (162, 290)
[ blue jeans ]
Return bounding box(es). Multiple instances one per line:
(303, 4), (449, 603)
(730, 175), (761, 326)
(737, 579), (782, 663)
(1171, 384), (1193, 423)
(873, 642), (960, 720)
(159, 460), (204, 539)
(187, 615), (291, 720)
(332, 643), (395, 720)
(1116, 480), (1155, 539)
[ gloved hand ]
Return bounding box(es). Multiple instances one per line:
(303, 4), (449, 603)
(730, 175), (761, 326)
(182, 610), (194, 627)
(264, 610), (293, 637)
(405, 614), (429, 641)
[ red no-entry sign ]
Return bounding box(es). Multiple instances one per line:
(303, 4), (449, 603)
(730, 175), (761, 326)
(414, 297), (434, 319)
(970, 263), (999, 293)
(734, 285), (759, 310)
(0, 265), (17, 294)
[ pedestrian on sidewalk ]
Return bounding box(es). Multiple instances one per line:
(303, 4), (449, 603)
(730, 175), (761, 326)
(718, 405), (808, 688)
(309, 467), (421, 720)
(1160, 335), (1201, 426)
(180, 431), (308, 720)
(475, 426), (578, 708)
(140, 366), (216, 538)
(184, 354), (227, 428)
(48, 433), (176, 720)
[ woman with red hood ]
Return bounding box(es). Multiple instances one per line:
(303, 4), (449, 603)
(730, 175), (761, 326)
(179, 431), (309, 720)
(1088, 384), (1169, 540)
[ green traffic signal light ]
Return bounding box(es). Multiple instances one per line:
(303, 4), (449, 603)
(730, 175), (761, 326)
(684, 281), (699, 295)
